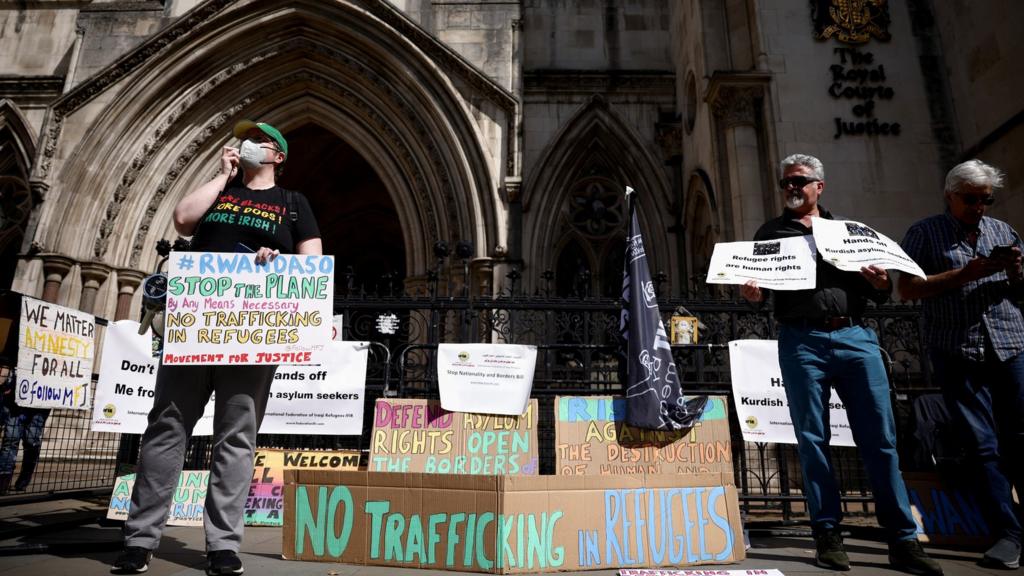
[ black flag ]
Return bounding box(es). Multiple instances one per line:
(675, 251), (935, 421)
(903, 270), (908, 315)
(620, 187), (707, 429)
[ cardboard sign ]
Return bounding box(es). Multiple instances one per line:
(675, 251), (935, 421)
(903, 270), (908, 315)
(107, 470), (209, 526)
(706, 236), (817, 290)
(163, 251), (334, 365)
(904, 472), (991, 549)
(437, 343), (537, 415)
(370, 398), (540, 475)
(728, 339), (855, 447)
(16, 295), (95, 409)
(283, 470), (745, 573)
(247, 448), (361, 526)
(555, 396), (733, 480)
(812, 216), (926, 278)
(619, 571), (784, 576)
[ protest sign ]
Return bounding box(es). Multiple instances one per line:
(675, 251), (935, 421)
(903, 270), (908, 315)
(94, 329), (361, 436)
(370, 398), (539, 475)
(555, 396), (732, 479)
(619, 571), (784, 576)
(16, 295), (94, 409)
(247, 448), (360, 526)
(260, 340), (368, 435)
(811, 216), (925, 278)
(437, 344), (536, 415)
(618, 565), (778, 569)
(91, 320), (214, 435)
(162, 251), (334, 365)
(728, 340), (854, 446)
(283, 470), (745, 573)
(904, 472), (991, 549)
(107, 470), (209, 526)
(706, 236), (817, 290)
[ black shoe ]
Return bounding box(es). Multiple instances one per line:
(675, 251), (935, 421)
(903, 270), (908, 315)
(981, 537), (1021, 569)
(889, 539), (943, 576)
(110, 546), (152, 574)
(815, 530), (851, 571)
(206, 550), (244, 575)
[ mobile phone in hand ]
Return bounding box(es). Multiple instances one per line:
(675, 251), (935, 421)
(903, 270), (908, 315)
(989, 244), (1016, 259)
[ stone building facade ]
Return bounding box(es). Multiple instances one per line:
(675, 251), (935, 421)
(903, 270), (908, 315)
(0, 0), (1021, 318)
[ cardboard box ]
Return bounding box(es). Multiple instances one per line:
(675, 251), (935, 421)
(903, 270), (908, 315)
(555, 396), (733, 483)
(284, 470), (745, 573)
(904, 472), (992, 550)
(247, 448), (360, 526)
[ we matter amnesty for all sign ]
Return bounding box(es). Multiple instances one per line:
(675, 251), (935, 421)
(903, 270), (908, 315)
(163, 251), (334, 365)
(16, 295), (94, 409)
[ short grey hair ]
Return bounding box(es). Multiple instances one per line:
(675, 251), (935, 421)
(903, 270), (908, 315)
(781, 154), (825, 181)
(944, 159), (1005, 194)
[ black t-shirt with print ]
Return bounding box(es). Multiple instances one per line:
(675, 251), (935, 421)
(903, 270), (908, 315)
(191, 185), (320, 253)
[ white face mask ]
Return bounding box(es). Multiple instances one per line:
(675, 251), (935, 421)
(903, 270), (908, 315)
(239, 139), (270, 171)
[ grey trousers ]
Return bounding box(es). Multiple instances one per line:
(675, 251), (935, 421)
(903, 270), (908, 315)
(124, 362), (276, 552)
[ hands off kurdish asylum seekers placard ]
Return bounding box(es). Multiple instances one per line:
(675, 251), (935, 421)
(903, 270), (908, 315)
(163, 251), (334, 365)
(370, 399), (539, 475)
(555, 396), (732, 479)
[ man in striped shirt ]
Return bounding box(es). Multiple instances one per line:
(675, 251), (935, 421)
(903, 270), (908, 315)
(899, 159), (1024, 570)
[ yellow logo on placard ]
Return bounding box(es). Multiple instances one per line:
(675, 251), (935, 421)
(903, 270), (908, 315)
(458, 351), (470, 362)
(745, 415), (758, 429)
(103, 404), (116, 418)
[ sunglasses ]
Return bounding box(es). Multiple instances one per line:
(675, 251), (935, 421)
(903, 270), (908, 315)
(779, 176), (820, 190)
(955, 193), (995, 206)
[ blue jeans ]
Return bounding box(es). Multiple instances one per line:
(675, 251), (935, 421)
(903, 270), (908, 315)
(0, 407), (50, 488)
(930, 349), (1023, 544)
(778, 324), (918, 541)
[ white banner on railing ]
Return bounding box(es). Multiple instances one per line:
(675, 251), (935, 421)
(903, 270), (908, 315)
(93, 320), (363, 436)
(162, 251), (334, 365)
(437, 343), (537, 415)
(728, 339), (855, 446)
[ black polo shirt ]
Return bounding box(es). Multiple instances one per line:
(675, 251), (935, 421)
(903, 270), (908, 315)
(754, 207), (890, 322)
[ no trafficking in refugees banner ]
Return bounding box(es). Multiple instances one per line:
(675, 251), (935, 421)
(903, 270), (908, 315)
(620, 187), (706, 430)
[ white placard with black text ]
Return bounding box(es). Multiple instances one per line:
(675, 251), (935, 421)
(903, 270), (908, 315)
(729, 339), (855, 446)
(16, 295), (95, 410)
(706, 236), (818, 290)
(437, 343), (537, 415)
(811, 216), (925, 278)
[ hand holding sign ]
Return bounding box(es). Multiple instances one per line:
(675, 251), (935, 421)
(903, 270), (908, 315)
(812, 217), (925, 278)
(706, 236), (818, 290)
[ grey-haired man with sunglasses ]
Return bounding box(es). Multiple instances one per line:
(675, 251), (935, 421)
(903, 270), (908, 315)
(741, 154), (942, 575)
(899, 159), (1024, 570)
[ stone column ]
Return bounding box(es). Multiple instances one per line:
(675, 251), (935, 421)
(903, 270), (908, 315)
(707, 75), (773, 242)
(78, 262), (111, 315)
(39, 254), (75, 304)
(114, 269), (145, 321)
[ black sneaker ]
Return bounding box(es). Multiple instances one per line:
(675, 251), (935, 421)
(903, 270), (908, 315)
(206, 550), (244, 575)
(981, 537), (1021, 569)
(889, 539), (943, 576)
(110, 546), (153, 574)
(815, 530), (851, 571)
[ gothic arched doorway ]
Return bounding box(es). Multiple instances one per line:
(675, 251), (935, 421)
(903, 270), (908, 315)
(279, 124), (405, 294)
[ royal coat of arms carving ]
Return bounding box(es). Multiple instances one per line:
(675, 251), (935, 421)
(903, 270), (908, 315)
(812, 0), (892, 43)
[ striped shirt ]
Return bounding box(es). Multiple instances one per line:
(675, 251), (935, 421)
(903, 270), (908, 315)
(900, 211), (1024, 361)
